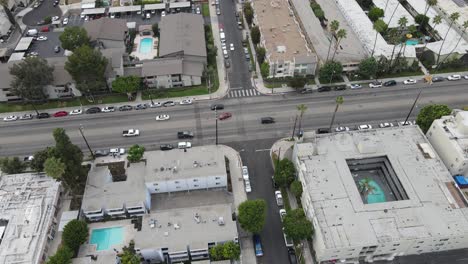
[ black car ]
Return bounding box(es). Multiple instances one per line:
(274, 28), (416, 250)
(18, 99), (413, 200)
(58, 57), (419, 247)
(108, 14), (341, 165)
(160, 144), (174, 151)
(432, 76), (444, 82)
(317, 128), (330, 134)
(318, 86), (331, 92)
(177, 131), (194, 139)
(210, 104), (224, 110)
(383, 80), (397, 86)
(86, 107), (101, 114)
(94, 150), (109, 157)
(334, 85), (346, 91)
(54, 46), (61, 53)
(163, 101), (175, 107)
(134, 104), (148, 110)
(36, 113), (50, 119)
(288, 248), (298, 264)
(261, 117), (275, 124)
(119, 105), (133, 111)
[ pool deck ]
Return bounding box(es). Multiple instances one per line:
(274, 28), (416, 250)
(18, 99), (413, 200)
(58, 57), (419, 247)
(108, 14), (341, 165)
(131, 35), (158, 61)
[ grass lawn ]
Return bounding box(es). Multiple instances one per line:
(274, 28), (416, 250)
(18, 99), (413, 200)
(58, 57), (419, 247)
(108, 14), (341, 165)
(264, 82), (284, 89)
(142, 86), (212, 100)
(378, 70), (424, 79)
(318, 76), (344, 84)
(202, 3), (210, 17)
(432, 66), (468, 74)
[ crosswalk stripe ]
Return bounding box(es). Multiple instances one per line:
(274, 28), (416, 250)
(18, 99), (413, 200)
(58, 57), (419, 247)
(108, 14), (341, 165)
(227, 89), (262, 98)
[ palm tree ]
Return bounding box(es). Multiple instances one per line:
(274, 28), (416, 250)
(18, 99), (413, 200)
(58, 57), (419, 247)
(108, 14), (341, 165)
(435, 12), (460, 65)
(296, 104), (308, 135)
(328, 96), (344, 132)
(371, 19), (387, 56)
(386, 0), (402, 28)
(331, 29), (347, 61)
(424, 0), (437, 18)
(326, 20), (340, 62)
(387, 29), (400, 70)
(391, 16), (408, 69)
(359, 178), (377, 196)
(425, 15), (442, 48)
(435, 20), (468, 72)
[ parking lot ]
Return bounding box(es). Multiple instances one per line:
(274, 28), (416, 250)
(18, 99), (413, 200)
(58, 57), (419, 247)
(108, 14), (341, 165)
(28, 31), (64, 58)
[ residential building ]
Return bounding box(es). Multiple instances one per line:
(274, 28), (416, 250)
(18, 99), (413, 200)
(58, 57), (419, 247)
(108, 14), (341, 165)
(293, 126), (468, 264)
(252, 0), (317, 77)
(81, 147), (227, 221)
(426, 110), (468, 176)
(0, 9), (12, 37)
(84, 18), (128, 49)
(0, 173), (61, 264)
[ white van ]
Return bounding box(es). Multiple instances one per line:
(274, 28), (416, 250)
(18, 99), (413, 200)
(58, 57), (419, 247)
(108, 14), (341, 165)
(220, 32), (225, 43)
(178, 142), (192, 149)
(27, 29), (38, 36)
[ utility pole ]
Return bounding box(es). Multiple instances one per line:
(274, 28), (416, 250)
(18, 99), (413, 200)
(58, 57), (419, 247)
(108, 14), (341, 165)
(30, 101), (40, 115)
(215, 109), (219, 145)
(291, 115), (298, 139)
(79, 124), (95, 159)
(404, 75), (431, 125)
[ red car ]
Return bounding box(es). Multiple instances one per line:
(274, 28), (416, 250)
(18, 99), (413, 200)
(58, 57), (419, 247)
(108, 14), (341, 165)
(53, 111), (68, 117)
(41, 26), (49, 32)
(219, 112), (232, 120)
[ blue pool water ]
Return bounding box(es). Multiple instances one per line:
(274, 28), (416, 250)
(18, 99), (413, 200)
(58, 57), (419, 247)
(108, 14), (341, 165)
(363, 179), (387, 204)
(90, 227), (124, 251)
(406, 39), (419, 46)
(140, 38), (153, 54)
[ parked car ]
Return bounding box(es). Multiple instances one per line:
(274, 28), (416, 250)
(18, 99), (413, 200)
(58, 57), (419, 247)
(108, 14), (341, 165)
(40, 26), (49, 32)
(219, 112), (232, 120)
(119, 105), (133, 111)
(447, 74), (461, 81)
(69, 109), (82, 115)
(155, 114), (170, 121)
(52, 16), (60, 21)
(86, 107), (101, 114)
(242, 166), (249, 180)
(288, 248), (298, 264)
(224, 59), (231, 68)
(178, 141), (192, 149)
(261, 117), (275, 124)
(3, 115), (18, 122)
(253, 235), (263, 257)
(163, 101), (175, 107)
(19, 114), (33, 120)
(149, 102), (162, 108)
(398, 121), (413, 126)
(379, 122), (394, 128)
(36, 113), (50, 119)
(432, 76), (444, 82)
(109, 148), (125, 155)
(335, 126), (349, 132)
(317, 86), (331, 92)
(300, 88), (313, 94)
(54, 46), (61, 53)
(279, 209), (286, 222)
(37, 36), (47, 41)
(161, 11), (166, 17)
(350, 83), (362, 89)
(334, 85), (346, 91)
(180, 99), (193, 105)
(369, 81), (383, 88)
(211, 104), (224, 110)
(317, 128), (330, 134)
(275, 190), (283, 206)
(403, 79), (417, 85)
(134, 104), (148, 110)
(245, 179), (252, 193)
(178, 131), (194, 139)
(160, 144), (174, 151)
(53, 111), (68, 117)
(358, 124), (372, 130)
(383, 80), (397, 86)
(464, 75), (468, 80)
(62, 17), (69, 25)
(94, 150), (109, 157)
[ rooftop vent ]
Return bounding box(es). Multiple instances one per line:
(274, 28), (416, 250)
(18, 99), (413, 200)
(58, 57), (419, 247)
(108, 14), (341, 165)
(218, 217), (225, 226)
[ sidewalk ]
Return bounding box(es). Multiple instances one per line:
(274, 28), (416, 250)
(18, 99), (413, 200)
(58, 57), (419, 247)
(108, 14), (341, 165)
(270, 138), (316, 264)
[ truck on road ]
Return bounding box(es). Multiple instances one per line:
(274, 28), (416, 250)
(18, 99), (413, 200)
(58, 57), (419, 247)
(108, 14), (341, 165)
(122, 129), (140, 137)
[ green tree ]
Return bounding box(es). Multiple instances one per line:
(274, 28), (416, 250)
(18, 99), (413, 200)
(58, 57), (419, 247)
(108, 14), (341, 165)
(209, 244), (224, 261)
(416, 104), (451, 133)
(368, 7), (384, 22)
(222, 241), (241, 260)
(46, 246), (73, 264)
(112, 76), (141, 100)
(44, 16), (52, 24)
(59, 27), (90, 51)
(329, 96), (344, 132)
(120, 240), (140, 264)
(319, 61), (343, 83)
(152, 23), (159, 36)
(238, 199), (267, 234)
(31, 148), (52, 172)
(251, 26), (261, 45)
(331, 28), (347, 61)
(415, 14), (430, 29)
(423, 0), (438, 18)
(436, 12), (460, 65)
(283, 209), (313, 241)
(274, 159), (296, 187)
(371, 19), (388, 56)
(62, 220), (88, 253)
(290, 180), (303, 199)
(9, 57), (54, 101)
(0, 157), (27, 174)
(289, 77), (307, 90)
(296, 104), (308, 135)
(256, 46), (266, 64)
(326, 20), (340, 61)
(243, 3), (254, 26)
(44, 157), (66, 179)
(260, 62), (270, 78)
(127, 144), (145, 163)
(358, 57), (378, 79)
(311, 5), (325, 20)
(65, 45), (108, 93)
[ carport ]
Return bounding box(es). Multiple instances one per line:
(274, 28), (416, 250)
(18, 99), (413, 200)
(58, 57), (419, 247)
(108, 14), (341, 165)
(144, 3), (166, 11)
(14, 37), (34, 52)
(169, 1), (191, 9)
(81, 8), (106, 16)
(109, 5), (142, 14)
(8, 52), (25, 62)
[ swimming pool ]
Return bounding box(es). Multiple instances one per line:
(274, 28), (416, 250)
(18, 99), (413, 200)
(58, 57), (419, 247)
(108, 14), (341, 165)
(364, 179), (387, 204)
(140, 38), (153, 54)
(406, 39), (419, 46)
(90, 227), (124, 251)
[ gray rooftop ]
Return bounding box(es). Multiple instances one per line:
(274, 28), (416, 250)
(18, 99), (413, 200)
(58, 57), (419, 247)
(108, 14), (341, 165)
(14, 37), (34, 52)
(159, 13), (207, 58)
(295, 126), (468, 249)
(84, 18), (128, 42)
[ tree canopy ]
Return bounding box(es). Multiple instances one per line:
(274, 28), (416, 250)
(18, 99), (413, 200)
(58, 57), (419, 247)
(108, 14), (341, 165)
(290, 180), (303, 199)
(65, 45), (108, 93)
(319, 61), (343, 83)
(119, 240), (140, 264)
(112, 76), (141, 99)
(288, 77), (307, 90)
(260, 62), (270, 78)
(238, 199), (267, 234)
(283, 208), (313, 241)
(368, 7), (384, 22)
(59, 26), (90, 51)
(9, 57), (54, 101)
(0, 157), (27, 174)
(127, 144), (145, 163)
(62, 220), (89, 253)
(44, 157), (66, 179)
(46, 246), (73, 264)
(274, 158), (296, 188)
(358, 57), (378, 79)
(243, 3), (254, 26)
(256, 46), (266, 64)
(31, 147), (53, 172)
(209, 241), (241, 261)
(416, 104), (451, 133)
(251, 26), (261, 45)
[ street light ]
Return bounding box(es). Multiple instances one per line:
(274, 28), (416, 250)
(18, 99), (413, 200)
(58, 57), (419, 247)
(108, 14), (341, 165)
(79, 124), (95, 159)
(215, 109), (219, 145)
(403, 75), (432, 125)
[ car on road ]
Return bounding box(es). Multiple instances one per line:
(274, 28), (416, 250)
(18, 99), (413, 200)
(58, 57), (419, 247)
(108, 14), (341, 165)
(221, 42), (227, 50)
(350, 83), (362, 89)
(318, 86), (331, 92)
(161, 11), (166, 17)
(358, 124), (372, 130)
(102, 106), (115, 112)
(244, 179), (252, 193)
(62, 17), (68, 25)
(19, 114), (33, 120)
(196, 7), (201, 14)
(261, 117), (275, 124)
(86, 107), (101, 114)
(216, 7), (221, 15)
(275, 190), (283, 206)
(52, 16), (60, 21)
(156, 114), (170, 121)
(317, 128), (330, 134)
(33, 2), (40, 8)
(119, 105), (133, 111)
(180, 99), (193, 105)
(279, 209), (286, 222)
(109, 148), (125, 155)
(53, 111), (68, 117)
(223, 49), (229, 59)
(288, 248), (298, 264)
(219, 112), (232, 120)
(94, 150), (109, 157)
(334, 85), (346, 91)
(36, 113), (50, 119)
(211, 104), (224, 110)
(134, 104), (148, 110)
(383, 80), (397, 86)
(54, 46), (61, 53)
(229, 43), (234, 51)
(122, 129), (140, 137)
(335, 126), (349, 132)
(242, 166), (249, 180)
(178, 131), (194, 139)
(178, 141), (192, 149)
(464, 75), (468, 80)
(37, 36), (47, 41)
(3, 115), (18, 122)
(403, 79), (417, 85)
(369, 81), (383, 88)
(447, 74), (461, 81)
(379, 122), (394, 128)
(53, 0), (59, 6)
(163, 101), (175, 107)
(398, 121), (413, 126)
(253, 235), (263, 257)
(224, 59), (230, 68)
(432, 76), (444, 82)
(69, 109), (82, 115)
(299, 88), (313, 94)
(149, 102), (162, 108)
(160, 144), (174, 151)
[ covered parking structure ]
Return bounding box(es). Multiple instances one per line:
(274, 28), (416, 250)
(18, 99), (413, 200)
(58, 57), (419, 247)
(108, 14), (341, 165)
(14, 37), (34, 52)
(169, 1), (191, 10)
(144, 3), (166, 12)
(109, 5), (142, 14)
(81, 8), (106, 16)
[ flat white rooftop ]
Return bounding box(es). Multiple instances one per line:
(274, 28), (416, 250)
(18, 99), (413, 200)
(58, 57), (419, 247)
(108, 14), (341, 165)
(295, 126), (468, 250)
(0, 173), (60, 264)
(374, 0), (415, 28)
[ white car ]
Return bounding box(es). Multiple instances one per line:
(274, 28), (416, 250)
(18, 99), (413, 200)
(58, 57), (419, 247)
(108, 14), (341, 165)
(3, 115), (18, 122)
(463, 75), (468, 80)
(398, 121), (413, 126)
(369, 82), (382, 88)
(403, 79), (417, 85)
(223, 49), (229, 58)
(52, 16), (60, 21)
(358, 124), (373, 130)
(242, 166), (249, 180)
(196, 7), (201, 14)
(350, 84), (362, 89)
(19, 114), (33, 120)
(110, 13), (115, 18)
(161, 11), (166, 17)
(69, 109), (82, 115)
(149, 102), (162, 108)
(101, 106), (115, 112)
(335, 126), (349, 132)
(221, 42), (226, 50)
(109, 148), (125, 155)
(62, 18), (69, 25)
(155, 114), (170, 121)
(279, 209), (286, 222)
(178, 141), (192, 149)
(447, 74), (461, 81)
(275, 190), (283, 206)
(84, 16), (89, 21)
(180, 99), (193, 105)
(244, 179), (252, 193)
(379, 122), (394, 128)
(80, 13), (85, 19)
(230, 43), (234, 51)
(37, 36), (47, 41)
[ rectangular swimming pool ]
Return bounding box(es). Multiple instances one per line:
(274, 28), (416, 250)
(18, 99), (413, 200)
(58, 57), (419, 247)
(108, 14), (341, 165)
(140, 38), (153, 54)
(90, 226), (124, 251)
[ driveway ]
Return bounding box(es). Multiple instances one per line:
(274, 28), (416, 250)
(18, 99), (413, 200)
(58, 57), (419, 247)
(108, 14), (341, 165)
(23, 0), (62, 26)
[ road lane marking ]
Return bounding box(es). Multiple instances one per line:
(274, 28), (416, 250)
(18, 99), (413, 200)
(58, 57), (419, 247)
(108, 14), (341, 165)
(255, 148), (270, 152)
